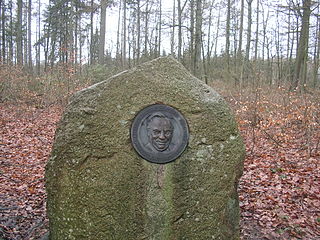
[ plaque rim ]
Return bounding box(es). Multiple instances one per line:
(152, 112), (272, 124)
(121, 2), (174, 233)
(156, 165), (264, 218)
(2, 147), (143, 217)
(131, 104), (189, 164)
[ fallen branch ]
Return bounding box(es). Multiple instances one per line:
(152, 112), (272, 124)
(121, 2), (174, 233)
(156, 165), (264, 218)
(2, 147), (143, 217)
(262, 129), (283, 147)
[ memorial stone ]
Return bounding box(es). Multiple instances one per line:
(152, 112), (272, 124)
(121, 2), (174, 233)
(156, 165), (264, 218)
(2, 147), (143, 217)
(45, 56), (245, 240)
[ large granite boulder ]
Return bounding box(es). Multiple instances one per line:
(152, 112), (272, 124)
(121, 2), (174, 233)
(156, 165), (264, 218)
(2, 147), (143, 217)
(46, 56), (245, 240)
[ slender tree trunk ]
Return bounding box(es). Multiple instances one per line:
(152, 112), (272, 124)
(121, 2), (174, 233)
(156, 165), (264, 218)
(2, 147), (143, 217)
(98, 0), (107, 64)
(254, 0), (259, 60)
(287, 5), (291, 60)
(194, 0), (202, 77)
(214, 9), (221, 57)
(24, 4), (28, 66)
(189, 0), (195, 69)
(36, 0), (41, 74)
(261, 8), (269, 61)
(8, 2), (13, 63)
(1, 0), (5, 63)
(90, 0), (94, 64)
(313, 10), (320, 88)
(116, 0), (121, 61)
(144, 0), (149, 57)
(292, 0), (312, 90)
(205, 1), (213, 81)
(127, 18), (130, 67)
(122, 0), (126, 68)
(158, 0), (162, 56)
(28, 0), (32, 71)
(245, 0), (253, 61)
(237, 0), (244, 61)
(177, 0), (182, 60)
(171, 0), (175, 55)
(16, 0), (23, 65)
(74, 1), (79, 66)
(136, 0), (141, 63)
(275, 8), (281, 85)
(225, 0), (231, 70)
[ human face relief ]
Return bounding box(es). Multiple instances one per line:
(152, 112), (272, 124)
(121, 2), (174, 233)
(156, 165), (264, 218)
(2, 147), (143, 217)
(148, 117), (173, 151)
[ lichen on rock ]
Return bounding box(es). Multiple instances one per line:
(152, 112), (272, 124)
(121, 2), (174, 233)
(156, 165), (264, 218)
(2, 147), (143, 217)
(46, 56), (245, 240)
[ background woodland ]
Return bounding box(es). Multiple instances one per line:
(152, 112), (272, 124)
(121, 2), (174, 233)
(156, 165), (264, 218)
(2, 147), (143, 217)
(0, 0), (320, 239)
(1, 0), (320, 101)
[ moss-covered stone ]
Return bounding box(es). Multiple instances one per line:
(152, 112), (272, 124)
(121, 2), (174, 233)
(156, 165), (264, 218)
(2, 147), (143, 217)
(46, 56), (245, 240)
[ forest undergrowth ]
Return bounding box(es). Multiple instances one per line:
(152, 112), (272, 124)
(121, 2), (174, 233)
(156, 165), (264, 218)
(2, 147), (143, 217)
(0, 83), (319, 240)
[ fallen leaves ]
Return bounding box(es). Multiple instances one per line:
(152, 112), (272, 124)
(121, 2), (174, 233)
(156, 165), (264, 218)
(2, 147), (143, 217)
(1, 85), (319, 239)
(230, 87), (320, 240)
(0, 103), (62, 240)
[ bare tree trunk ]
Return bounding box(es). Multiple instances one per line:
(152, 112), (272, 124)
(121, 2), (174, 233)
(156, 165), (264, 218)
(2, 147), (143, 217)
(90, 0), (94, 64)
(158, 0), (162, 56)
(275, 7), (281, 86)
(122, 0), (126, 68)
(177, 0), (182, 60)
(189, 0), (195, 69)
(9, 2), (13, 63)
(193, 0), (202, 77)
(225, 0), (231, 70)
(205, 1), (214, 82)
(28, 0), (33, 71)
(74, 1), (79, 67)
(144, 0), (149, 57)
(292, 0), (312, 90)
(261, 7), (269, 61)
(287, 4), (291, 60)
(237, 0), (244, 61)
(171, 0), (175, 55)
(36, 0), (41, 74)
(98, 0), (107, 64)
(245, 0), (253, 61)
(24, 3), (28, 66)
(254, 0), (259, 60)
(313, 9), (320, 88)
(16, 0), (23, 65)
(136, 0), (141, 63)
(116, 0), (121, 62)
(214, 8), (220, 58)
(1, 0), (5, 63)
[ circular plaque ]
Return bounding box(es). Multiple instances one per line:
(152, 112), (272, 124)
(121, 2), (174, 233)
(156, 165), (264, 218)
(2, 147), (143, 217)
(131, 104), (189, 164)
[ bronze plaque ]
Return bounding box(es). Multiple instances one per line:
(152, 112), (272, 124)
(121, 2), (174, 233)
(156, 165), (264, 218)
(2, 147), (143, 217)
(131, 104), (189, 164)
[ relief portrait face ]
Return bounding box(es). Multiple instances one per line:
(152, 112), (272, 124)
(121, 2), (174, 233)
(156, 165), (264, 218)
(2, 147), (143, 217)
(147, 116), (173, 152)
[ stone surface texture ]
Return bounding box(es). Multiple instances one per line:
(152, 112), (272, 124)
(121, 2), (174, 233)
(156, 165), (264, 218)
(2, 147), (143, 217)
(46, 57), (245, 240)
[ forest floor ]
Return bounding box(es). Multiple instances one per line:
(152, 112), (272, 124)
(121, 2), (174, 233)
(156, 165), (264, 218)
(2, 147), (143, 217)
(0, 86), (319, 240)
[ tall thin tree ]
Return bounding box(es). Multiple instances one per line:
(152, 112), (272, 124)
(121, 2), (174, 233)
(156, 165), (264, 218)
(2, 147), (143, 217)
(16, 0), (23, 65)
(98, 0), (107, 64)
(292, 0), (313, 90)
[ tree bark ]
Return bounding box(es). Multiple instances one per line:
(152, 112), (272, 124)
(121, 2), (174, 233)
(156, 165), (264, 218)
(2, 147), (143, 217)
(245, 0), (253, 61)
(90, 0), (95, 64)
(254, 0), (259, 60)
(194, 0), (202, 77)
(16, 0), (23, 65)
(189, 0), (195, 69)
(177, 0), (182, 60)
(122, 0), (126, 68)
(158, 0), (162, 56)
(98, 0), (107, 64)
(136, 0), (141, 63)
(292, 0), (312, 90)
(313, 10), (320, 88)
(1, 0), (5, 63)
(237, 0), (244, 61)
(144, 0), (149, 56)
(171, 0), (175, 55)
(28, 0), (32, 71)
(226, 0), (231, 69)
